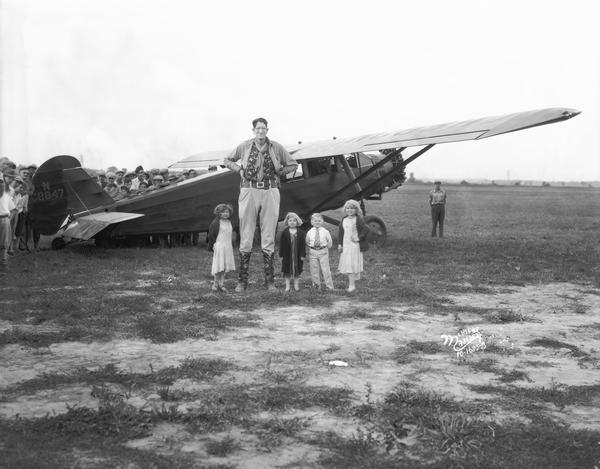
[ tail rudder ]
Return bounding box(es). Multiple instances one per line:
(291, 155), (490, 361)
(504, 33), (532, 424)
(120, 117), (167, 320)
(30, 155), (114, 235)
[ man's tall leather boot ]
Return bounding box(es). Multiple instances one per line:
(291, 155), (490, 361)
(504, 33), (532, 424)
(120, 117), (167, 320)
(263, 250), (277, 291)
(235, 251), (251, 292)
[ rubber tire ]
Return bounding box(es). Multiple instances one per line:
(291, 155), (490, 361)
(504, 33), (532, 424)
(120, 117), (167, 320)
(363, 215), (387, 247)
(51, 237), (67, 250)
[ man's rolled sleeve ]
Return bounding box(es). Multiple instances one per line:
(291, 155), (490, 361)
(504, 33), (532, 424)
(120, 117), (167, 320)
(224, 145), (243, 172)
(275, 144), (298, 175)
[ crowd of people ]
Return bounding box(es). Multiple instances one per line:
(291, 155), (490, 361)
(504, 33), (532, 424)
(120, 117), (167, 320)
(0, 158), (40, 269)
(91, 164), (219, 200)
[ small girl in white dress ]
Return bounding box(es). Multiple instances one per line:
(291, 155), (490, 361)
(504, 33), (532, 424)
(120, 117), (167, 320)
(337, 199), (370, 292)
(207, 203), (236, 292)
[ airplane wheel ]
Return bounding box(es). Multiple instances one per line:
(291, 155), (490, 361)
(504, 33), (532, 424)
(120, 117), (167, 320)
(363, 215), (387, 247)
(51, 237), (67, 250)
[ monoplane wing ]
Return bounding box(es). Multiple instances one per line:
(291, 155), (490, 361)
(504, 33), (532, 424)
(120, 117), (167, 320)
(168, 150), (230, 171)
(61, 212), (145, 240)
(285, 108), (580, 160)
(170, 108), (579, 169)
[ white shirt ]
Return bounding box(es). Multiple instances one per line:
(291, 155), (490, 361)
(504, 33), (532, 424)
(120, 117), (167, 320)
(13, 193), (23, 213)
(305, 226), (333, 249)
(16, 193), (28, 213)
(130, 178), (144, 190)
(0, 193), (16, 216)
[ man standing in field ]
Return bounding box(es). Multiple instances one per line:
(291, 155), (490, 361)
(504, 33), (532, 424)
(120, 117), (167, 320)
(429, 180), (446, 237)
(224, 117), (298, 292)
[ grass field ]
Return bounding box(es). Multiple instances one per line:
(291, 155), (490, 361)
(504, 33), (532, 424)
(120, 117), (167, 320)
(1, 183), (599, 468)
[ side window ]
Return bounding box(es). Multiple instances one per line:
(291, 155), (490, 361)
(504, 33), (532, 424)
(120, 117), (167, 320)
(306, 157), (332, 176)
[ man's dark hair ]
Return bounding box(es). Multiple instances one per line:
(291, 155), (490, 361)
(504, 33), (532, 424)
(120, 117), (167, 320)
(252, 117), (268, 129)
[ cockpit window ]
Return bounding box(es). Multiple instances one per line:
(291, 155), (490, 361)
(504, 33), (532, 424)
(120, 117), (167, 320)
(306, 157), (338, 176)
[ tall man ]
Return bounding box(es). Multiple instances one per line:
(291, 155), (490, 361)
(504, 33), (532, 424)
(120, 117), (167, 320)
(429, 181), (447, 237)
(224, 117), (298, 291)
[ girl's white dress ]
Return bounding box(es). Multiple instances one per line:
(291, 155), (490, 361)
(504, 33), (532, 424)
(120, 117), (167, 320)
(338, 216), (363, 278)
(211, 220), (236, 275)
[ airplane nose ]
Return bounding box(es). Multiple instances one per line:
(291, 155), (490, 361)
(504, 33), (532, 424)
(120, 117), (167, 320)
(563, 109), (582, 118)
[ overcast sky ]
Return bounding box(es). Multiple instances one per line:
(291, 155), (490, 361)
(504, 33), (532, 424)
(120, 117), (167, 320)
(1, 0), (598, 181)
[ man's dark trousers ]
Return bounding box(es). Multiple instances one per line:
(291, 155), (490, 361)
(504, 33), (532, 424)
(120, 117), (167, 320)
(431, 204), (445, 237)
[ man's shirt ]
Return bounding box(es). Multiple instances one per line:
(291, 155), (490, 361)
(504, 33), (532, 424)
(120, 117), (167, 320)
(429, 189), (446, 205)
(0, 193), (16, 216)
(224, 137), (298, 182)
(130, 178), (144, 190)
(245, 141), (276, 181)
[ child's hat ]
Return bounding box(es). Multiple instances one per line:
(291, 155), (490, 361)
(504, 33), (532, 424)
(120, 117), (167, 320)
(285, 212), (303, 225)
(343, 199), (363, 215)
(214, 203), (234, 216)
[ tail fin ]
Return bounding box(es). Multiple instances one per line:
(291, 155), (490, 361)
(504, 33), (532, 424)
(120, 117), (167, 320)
(30, 155), (114, 235)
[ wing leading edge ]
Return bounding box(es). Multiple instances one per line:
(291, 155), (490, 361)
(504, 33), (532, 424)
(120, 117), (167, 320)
(286, 108), (581, 160)
(169, 108), (580, 168)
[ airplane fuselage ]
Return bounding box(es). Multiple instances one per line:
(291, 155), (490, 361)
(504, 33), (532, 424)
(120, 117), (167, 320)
(102, 156), (393, 237)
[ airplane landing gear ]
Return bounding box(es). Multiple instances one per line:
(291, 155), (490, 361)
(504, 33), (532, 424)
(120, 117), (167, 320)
(51, 237), (67, 250)
(363, 215), (387, 247)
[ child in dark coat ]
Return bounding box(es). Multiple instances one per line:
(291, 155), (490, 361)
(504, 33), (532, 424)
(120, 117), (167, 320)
(279, 212), (306, 291)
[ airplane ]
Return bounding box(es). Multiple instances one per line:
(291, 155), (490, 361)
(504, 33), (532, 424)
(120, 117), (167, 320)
(29, 107), (580, 249)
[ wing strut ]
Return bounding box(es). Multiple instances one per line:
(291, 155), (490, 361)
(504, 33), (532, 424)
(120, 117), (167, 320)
(339, 153), (363, 194)
(308, 146), (407, 214)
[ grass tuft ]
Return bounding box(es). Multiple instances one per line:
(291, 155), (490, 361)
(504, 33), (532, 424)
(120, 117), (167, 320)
(469, 382), (600, 409)
(3, 358), (234, 398)
(0, 326), (90, 347)
(367, 323), (394, 331)
(205, 435), (240, 457)
(393, 340), (445, 363)
(487, 309), (538, 323)
(528, 338), (589, 357)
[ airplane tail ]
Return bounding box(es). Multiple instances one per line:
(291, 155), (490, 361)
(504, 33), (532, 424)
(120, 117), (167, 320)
(30, 155), (115, 235)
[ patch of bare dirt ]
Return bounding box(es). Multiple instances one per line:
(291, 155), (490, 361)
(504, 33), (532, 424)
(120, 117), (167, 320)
(1, 282), (600, 464)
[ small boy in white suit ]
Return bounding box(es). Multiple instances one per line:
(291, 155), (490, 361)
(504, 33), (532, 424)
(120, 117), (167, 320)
(305, 213), (334, 290)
